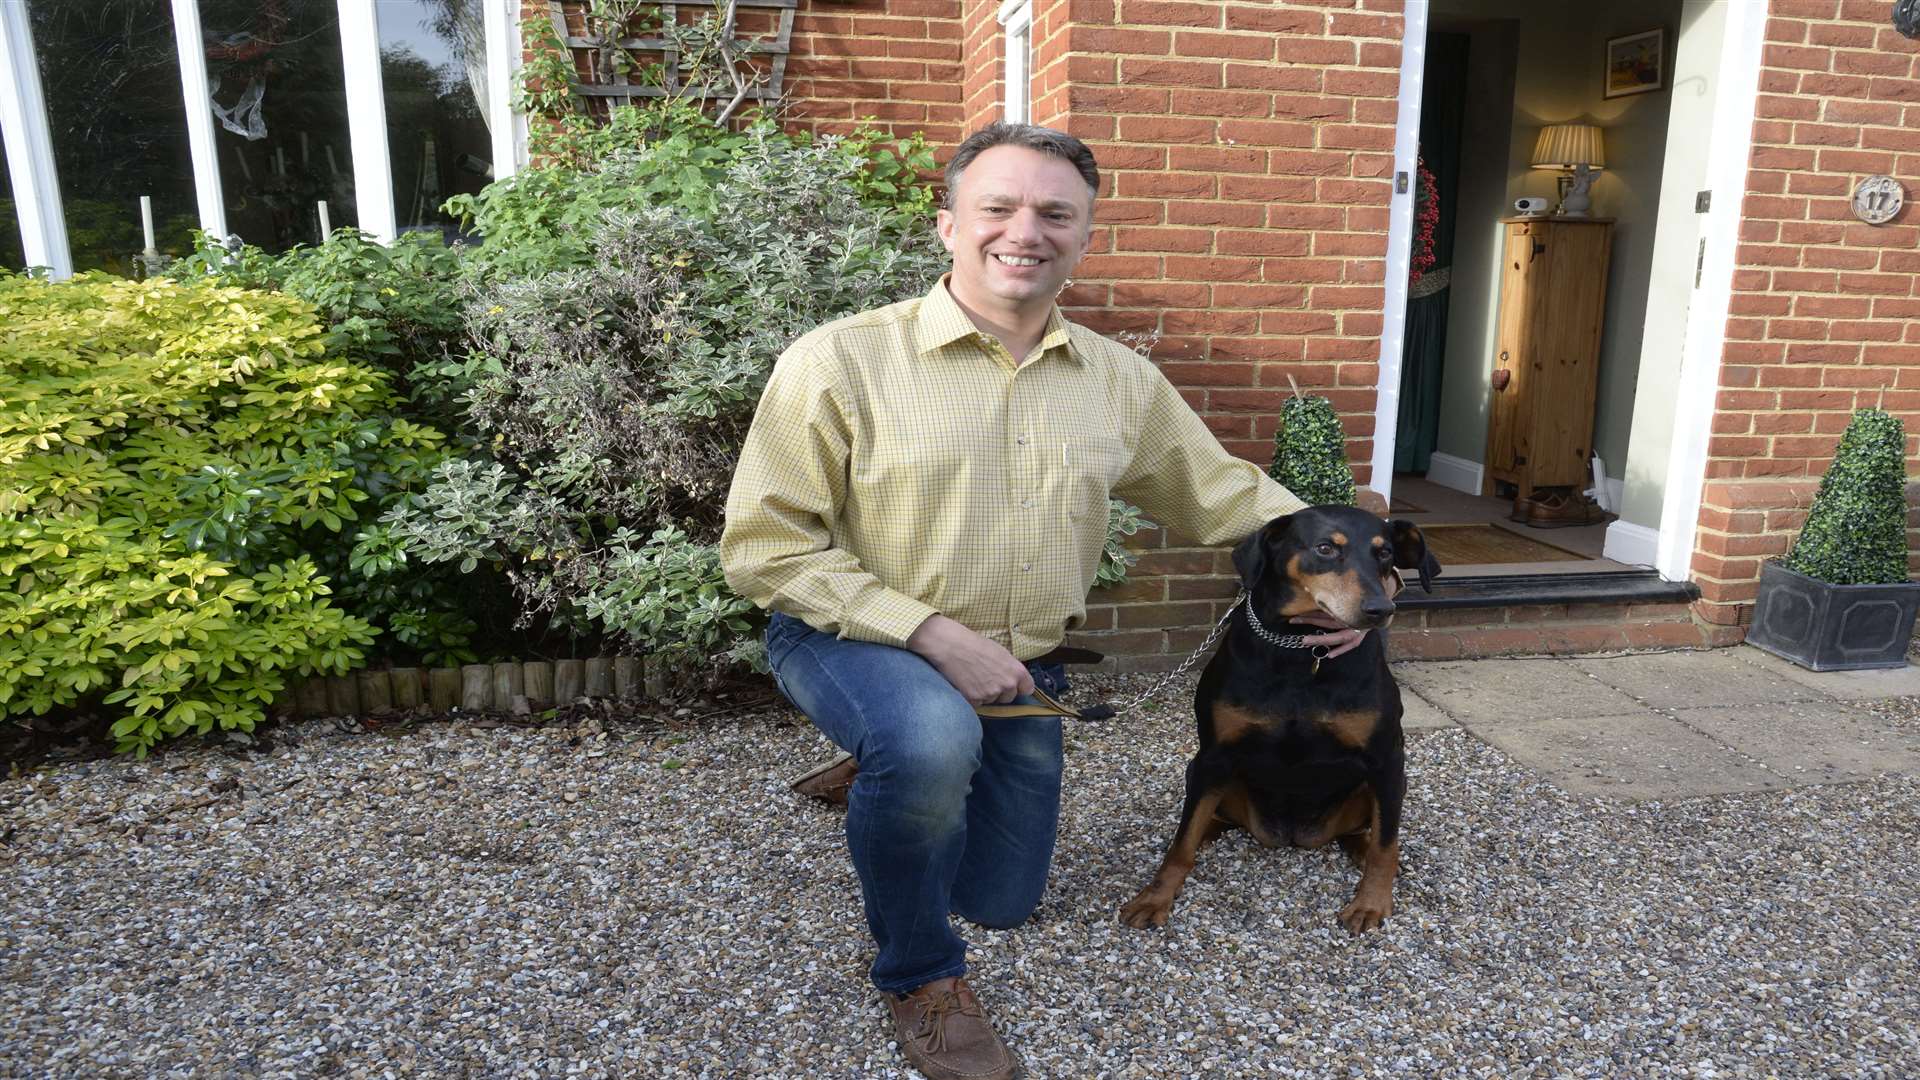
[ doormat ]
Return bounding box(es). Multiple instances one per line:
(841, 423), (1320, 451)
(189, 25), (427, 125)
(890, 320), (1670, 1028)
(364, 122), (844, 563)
(1418, 523), (1590, 566)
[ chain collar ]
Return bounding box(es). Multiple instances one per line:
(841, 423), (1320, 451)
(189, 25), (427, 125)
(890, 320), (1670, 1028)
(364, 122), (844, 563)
(1071, 588), (1343, 719)
(1241, 593), (1333, 654)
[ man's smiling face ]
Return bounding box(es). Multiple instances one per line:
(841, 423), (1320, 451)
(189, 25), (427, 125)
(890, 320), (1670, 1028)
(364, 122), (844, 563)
(936, 144), (1095, 319)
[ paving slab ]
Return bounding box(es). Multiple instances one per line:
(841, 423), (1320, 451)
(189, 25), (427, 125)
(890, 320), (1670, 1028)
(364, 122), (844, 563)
(1466, 711), (1792, 801)
(1395, 683), (1456, 732)
(1674, 700), (1920, 785)
(1729, 645), (1920, 701)
(1566, 649), (1824, 710)
(1393, 657), (1643, 725)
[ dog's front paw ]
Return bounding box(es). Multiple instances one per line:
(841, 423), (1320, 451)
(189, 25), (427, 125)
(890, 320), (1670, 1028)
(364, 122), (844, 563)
(1118, 885), (1178, 930)
(1336, 894), (1391, 935)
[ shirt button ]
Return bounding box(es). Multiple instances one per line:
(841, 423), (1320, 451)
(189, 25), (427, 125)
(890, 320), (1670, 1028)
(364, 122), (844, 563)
(1021, 498), (1034, 509)
(1022, 562), (1032, 572)
(1016, 435), (1028, 446)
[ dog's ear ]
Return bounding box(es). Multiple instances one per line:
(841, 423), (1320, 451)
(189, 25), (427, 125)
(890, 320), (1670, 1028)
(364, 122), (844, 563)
(1389, 519), (1442, 593)
(1231, 515), (1290, 590)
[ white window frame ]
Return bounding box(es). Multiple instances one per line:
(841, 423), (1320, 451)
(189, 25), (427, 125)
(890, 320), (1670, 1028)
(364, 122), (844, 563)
(170, 0), (227, 243)
(0, 0), (71, 277)
(997, 0), (1032, 125)
(485, 0), (521, 181)
(339, 0), (397, 243)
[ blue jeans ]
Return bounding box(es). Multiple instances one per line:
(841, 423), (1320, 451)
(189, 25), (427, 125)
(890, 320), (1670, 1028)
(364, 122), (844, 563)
(764, 612), (1069, 995)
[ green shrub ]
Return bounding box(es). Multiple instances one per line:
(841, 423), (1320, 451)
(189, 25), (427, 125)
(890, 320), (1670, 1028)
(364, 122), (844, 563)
(1781, 408), (1911, 585)
(388, 127), (949, 675)
(0, 274), (475, 753)
(445, 114), (937, 283)
(1270, 393), (1357, 507)
(173, 229), (470, 422)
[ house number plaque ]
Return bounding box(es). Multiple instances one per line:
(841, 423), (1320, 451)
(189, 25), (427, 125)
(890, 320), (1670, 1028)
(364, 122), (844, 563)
(1851, 175), (1905, 225)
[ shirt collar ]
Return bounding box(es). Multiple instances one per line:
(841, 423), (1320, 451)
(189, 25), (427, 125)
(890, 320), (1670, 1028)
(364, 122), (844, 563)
(914, 275), (1085, 366)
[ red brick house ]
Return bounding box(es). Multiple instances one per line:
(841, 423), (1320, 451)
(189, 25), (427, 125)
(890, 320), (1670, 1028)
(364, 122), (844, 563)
(533, 0), (1920, 668)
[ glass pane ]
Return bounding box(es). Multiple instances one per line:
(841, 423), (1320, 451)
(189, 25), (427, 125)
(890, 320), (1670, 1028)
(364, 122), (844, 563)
(29, 0), (198, 275)
(197, 0), (357, 252)
(0, 134), (23, 270)
(378, 0), (493, 243)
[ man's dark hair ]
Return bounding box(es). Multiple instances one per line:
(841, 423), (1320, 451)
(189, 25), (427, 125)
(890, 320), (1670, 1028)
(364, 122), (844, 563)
(942, 123), (1100, 210)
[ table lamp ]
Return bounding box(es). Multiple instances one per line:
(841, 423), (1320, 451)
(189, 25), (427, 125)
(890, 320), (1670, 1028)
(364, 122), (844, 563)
(1531, 124), (1606, 217)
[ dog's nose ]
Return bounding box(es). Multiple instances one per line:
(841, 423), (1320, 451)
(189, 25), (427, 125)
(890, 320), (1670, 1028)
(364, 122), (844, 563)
(1362, 597), (1396, 622)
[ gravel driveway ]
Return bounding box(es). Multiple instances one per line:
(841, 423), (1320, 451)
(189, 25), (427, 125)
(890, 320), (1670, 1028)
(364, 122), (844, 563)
(4, 673), (1918, 1078)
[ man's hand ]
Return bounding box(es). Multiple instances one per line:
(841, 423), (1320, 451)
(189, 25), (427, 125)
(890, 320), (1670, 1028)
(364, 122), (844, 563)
(1287, 611), (1370, 660)
(907, 614), (1036, 705)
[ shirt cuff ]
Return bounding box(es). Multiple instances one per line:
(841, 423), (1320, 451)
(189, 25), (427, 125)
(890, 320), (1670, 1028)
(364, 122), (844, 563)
(843, 591), (943, 650)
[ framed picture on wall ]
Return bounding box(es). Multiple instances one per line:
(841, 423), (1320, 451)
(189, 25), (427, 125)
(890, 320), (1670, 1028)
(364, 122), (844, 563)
(1604, 28), (1666, 98)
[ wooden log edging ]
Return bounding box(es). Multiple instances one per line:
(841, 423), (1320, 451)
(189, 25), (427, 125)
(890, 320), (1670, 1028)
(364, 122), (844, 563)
(276, 656), (659, 719)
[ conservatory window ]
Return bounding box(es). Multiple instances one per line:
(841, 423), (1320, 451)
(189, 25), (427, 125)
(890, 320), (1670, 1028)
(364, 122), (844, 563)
(197, 0), (361, 251)
(0, 0), (520, 275)
(376, 0), (498, 243)
(28, 1), (200, 274)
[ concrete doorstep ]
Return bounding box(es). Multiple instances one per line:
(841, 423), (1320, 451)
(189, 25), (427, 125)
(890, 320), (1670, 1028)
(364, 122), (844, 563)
(1391, 645), (1920, 801)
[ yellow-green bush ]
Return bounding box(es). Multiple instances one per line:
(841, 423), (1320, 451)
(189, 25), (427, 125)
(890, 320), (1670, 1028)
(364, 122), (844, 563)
(0, 274), (428, 754)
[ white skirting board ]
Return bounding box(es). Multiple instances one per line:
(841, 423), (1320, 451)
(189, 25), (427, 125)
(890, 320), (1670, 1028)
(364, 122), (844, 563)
(1424, 453), (1484, 497)
(1604, 519), (1661, 569)
(1421, 453), (1624, 509)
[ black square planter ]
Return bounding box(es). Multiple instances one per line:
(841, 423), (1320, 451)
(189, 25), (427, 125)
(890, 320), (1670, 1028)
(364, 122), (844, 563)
(1746, 560), (1920, 671)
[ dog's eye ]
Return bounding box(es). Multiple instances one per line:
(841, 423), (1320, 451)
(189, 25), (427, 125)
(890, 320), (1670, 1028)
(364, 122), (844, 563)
(1315, 541), (1337, 557)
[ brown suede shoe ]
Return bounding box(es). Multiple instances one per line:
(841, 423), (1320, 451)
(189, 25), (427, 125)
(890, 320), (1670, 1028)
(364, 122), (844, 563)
(789, 751), (856, 807)
(888, 977), (1018, 1080)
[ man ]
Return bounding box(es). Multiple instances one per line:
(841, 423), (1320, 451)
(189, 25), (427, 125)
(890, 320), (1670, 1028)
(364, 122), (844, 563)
(720, 123), (1365, 1080)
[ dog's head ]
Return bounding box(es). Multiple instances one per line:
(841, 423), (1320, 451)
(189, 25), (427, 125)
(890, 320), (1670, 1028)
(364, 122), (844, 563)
(1230, 506), (1443, 630)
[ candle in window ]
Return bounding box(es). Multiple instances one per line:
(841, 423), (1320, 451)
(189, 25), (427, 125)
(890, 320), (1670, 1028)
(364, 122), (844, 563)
(318, 200), (332, 241)
(140, 196), (155, 252)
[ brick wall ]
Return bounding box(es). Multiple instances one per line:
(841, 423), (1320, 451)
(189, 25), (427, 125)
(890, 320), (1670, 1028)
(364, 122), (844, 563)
(525, 1), (966, 146)
(784, 0), (966, 144)
(1033, 0), (1407, 668)
(1693, 0), (1920, 628)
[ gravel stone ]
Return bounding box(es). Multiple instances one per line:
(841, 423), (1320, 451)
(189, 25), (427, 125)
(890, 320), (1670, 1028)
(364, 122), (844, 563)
(3, 672), (1918, 1078)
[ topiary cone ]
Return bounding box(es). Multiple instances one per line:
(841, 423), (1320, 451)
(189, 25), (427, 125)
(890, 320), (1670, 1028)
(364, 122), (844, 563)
(1781, 408), (1911, 586)
(1270, 392), (1356, 507)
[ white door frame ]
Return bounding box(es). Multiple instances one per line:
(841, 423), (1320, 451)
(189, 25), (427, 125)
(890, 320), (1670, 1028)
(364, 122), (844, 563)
(1365, 0), (1429, 506)
(1373, 0), (1769, 585)
(1652, 2), (1768, 583)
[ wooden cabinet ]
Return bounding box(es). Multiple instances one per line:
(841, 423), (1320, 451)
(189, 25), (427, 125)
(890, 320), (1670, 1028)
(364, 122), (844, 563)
(1484, 217), (1613, 506)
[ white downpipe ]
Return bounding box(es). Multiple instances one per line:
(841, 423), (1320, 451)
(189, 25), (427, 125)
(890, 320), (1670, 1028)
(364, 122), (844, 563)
(171, 0), (227, 242)
(0, 0), (70, 277)
(338, 0), (397, 243)
(1368, 0), (1428, 506)
(1654, 1), (1769, 582)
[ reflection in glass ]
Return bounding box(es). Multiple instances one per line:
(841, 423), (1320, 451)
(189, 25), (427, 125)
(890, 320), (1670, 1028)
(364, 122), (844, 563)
(198, 0), (357, 252)
(378, 0), (493, 243)
(1, 132), (22, 270)
(28, 0), (197, 274)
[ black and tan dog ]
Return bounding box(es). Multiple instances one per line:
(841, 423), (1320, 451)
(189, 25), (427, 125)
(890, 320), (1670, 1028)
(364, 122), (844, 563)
(1119, 506), (1441, 935)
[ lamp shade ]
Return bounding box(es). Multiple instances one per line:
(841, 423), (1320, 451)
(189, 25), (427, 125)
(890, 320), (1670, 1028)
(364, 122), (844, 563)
(1531, 124), (1605, 170)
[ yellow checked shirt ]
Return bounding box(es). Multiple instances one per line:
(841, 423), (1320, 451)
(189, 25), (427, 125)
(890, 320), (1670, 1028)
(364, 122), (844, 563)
(719, 277), (1307, 661)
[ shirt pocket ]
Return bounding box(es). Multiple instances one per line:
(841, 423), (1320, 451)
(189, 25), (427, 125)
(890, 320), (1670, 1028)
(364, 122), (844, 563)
(1051, 432), (1131, 523)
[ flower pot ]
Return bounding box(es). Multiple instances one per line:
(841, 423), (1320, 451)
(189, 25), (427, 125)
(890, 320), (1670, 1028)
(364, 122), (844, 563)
(1746, 560), (1920, 671)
